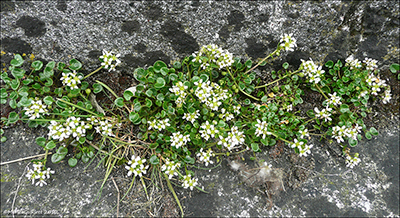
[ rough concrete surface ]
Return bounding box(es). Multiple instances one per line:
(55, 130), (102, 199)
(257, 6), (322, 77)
(1, 1), (399, 217)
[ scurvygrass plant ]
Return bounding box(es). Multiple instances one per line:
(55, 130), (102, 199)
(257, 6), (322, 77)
(0, 34), (398, 216)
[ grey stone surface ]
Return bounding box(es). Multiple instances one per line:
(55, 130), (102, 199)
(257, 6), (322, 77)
(1, 0), (399, 217)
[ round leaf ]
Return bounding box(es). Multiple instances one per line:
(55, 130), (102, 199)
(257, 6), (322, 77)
(51, 153), (65, 163)
(114, 97), (124, 107)
(35, 137), (47, 148)
(45, 140), (56, 150)
(149, 155), (160, 165)
(8, 111), (19, 124)
(160, 67), (169, 76)
(68, 158), (78, 167)
(10, 54), (24, 67)
(154, 77), (166, 88)
(129, 112), (141, 123)
(69, 59), (82, 70)
(11, 68), (25, 79)
(93, 83), (103, 93)
(153, 61), (167, 73)
(369, 127), (378, 136)
(251, 143), (260, 152)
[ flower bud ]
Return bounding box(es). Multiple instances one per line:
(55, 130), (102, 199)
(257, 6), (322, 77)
(222, 71), (227, 76)
(85, 89), (91, 95)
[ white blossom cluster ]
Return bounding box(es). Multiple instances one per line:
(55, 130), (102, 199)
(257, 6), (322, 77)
(300, 58), (325, 84)
(181, 174), (198, 190)
(48, 117), (91, 141)
(314, 106), (332, 122)
(125, 155), (149, 177)
(161, 158), (181, 179)
(382, 89), (392, 104)
(345, 55), (362, 70)
(194, 79), (230, 111)
(183, 110), (200, 124)
(345, 153), (361, 168)
(233, 105), (241, 115)
(192, 44), (234, 70)
(196, 148), (214, 166)
(280, 33), (297, 52)
(326, 92), (342, 107)
(299, 129), (310, 139)
(169, 81), (189, 107)
(289, 138), (313, 157)
(170, 131), (190, 149)
(147, 118), (170, 131)
(23, 97), (49, 120)
(363, 58), (378, 71)
(365, 73), (388, 96)
(218, 126), (245, 151)
(332, 124), (362, 143)
(60, 70), (82, 90)
(255, 119), (272, 139)
(25, 162), (55, 187)
(94, 119), (115, 137)
(218, 108), (234, 122)
(199, 120), (219, 141)
(99, 50), (121, 72)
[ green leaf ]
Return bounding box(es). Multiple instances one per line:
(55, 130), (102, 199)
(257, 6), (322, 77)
(43, 96), (54, 105)
(150, 155), (160, 165)
(261, 95), (268, 103)
(282, 62), (289, 69)
(79, 137), (86, 144)
(93, 83), (103, 93)
(365, 131), (372, 140)
(325, 60), (334, 68)
(1, 137), (6, 142)
(348, 138), (358, 147)
(51, 153), (64, 163)
(173, 61), (182, 69)
(154, 77), (166, 89)
(251, 143), (260, 152)
(32, 83), (41, 90)
(68, 158), (78, 167)
(69, 59), (82, 70)
(123, 90), (134, 101)
(57, 62), (66, 71)
(57, 146), (68, 156)
(31, 60), (43, 71)
(46, 61), (56, 69)
(146, 89), (153, 97)
(10, 79), (20, 90)
(340, 104), (350, 113)
(169, 73), (178, 81)
(10, 54), (24, 67)
(35, 137), (47, 148)
(390, 63), (399, 73)
(45, 140), (57, 150)
(160, 67), (169, 76)
(184, 155), (195, 164)
(245, 60), (252, 68)
(129, 112), (141, 123)
(45, 78), (53, 87)
(369, 127), (378, 136)
(153, 61), (167, 73)
(11, 68), (25, 79)
(18, 96), (32, 107)
(0, 88), (7, 99)
(114, 97), (124, 107)
(9, 99), (16, 109)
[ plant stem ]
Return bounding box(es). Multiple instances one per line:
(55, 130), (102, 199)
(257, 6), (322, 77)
(84, 66), (103, 79)
(244, 49), (279, 75)
(164, 173), (184, 218)
(0, 152), (52, 166)
(227, 68), (260, 101)
(255, 69), (300, 89)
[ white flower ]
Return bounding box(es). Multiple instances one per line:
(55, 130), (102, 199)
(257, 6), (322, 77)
(299, 144), (313, 157)
(280, 33), (297, 52)
(289, 138), (303, 149)
(255, 119), (272, 139)
(60, 71), (82, 90)
(327, 92), (342, 106)
(363, 58), (378, 71)
(100, 50), (121, 72)
(182, 174), (198, 191)
(382, 89), (392, 104)
(171, 132), (190, 149)
(196, 148), (214, 166)
(23, 98), (48, 120)
(125, 155), (148, 177)
(299, 129), (309, 139)
(345, 55), (362, 70)
(346, 153), (361, 168)
(26, 163), (54, 187)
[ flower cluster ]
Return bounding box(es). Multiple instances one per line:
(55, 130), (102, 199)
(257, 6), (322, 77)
(280, 33), (297, 52)
(23, 97), (49, 120)
(365, 73), (388, 96)
(199, 120), (219, 141)
(363, 58), (378, 71)
(169, 81), (189, 107)
(170, 131), (190, 149)
(125, 155), (149, 177)
(147, 118), (170, 131)
(382, 89), (392, 104)
(94, 119), (115, 137)
(60, 70), (82, 90)
(183, 110), (200, 124)
(301, 58), (325, 84)
(218, 126), (245, 151)
(299, 129), (309, 139)
(161, 158), (181, 179)
(314, 107), (332, 122)
(255, 119), (272, 139)
(345, 153), (361, 168)
(181, 174), (198, 190)
(332, 124), (362, 143)
(194, 79), (230, 111)
(218, 108), (234, 122)
(192, 44), (234, 70)
(289, 139), (313, 157)
(25, 162), (55, 187)
(48, 117), (91, 141)
(326, 92), (342, 107)
(99, 50), (121, 72)
(345, 55), (362, 70)
(196, 148), (214, 166)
